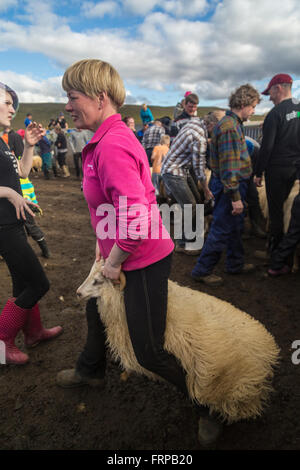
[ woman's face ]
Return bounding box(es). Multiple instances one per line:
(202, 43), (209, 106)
(0, 91), (15, 127)
(65, 90), (101, 131)
(127, 117), (135, 129)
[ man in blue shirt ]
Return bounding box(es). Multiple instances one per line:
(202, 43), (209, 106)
(24, 113), (32, 127)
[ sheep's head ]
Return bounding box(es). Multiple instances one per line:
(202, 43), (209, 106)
(77, 259), (126, 301)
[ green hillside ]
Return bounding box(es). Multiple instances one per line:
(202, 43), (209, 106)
(11, 103), (263, 130)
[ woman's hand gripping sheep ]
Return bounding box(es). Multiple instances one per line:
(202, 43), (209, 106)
(100, 243), (130, 285)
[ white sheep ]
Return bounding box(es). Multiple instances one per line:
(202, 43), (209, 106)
(77, 260), (280, 424)
(32, 155), (42, 172)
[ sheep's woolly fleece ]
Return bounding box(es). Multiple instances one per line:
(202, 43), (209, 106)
(79, 262), (280, 423)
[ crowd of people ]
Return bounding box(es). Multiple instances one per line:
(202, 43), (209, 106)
(1, 64), (300, 447)
(122, 74), (300, 286)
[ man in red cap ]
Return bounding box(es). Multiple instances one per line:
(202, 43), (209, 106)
(254, 73), (300, 256)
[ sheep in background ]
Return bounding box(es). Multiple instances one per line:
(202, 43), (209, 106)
(77, 260), (280, 424)
(31, 155), (42, 172)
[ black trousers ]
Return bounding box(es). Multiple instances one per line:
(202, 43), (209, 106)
(246, 176), (264, 224)
(24, 212), (45, 242)
(265, 165), (297, 248)
(57, 152), (67, 168)
(76, 254), (188, 396)
(73, 152), (82, 178)
(0, 224), (49, 309)
(145, 147), (154, 167)
(270, 192), (300, 269)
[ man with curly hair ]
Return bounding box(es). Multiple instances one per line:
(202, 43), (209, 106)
(191, 84), (260, 286)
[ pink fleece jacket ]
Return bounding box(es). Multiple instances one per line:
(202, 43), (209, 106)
(81, 114), (174, 271)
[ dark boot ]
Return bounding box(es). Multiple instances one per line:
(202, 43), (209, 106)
(198, 410), (223, 447)
(37, 239), (50, 258)
(44, 168), (50, 180)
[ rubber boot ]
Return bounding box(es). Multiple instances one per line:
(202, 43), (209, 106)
(62, 165), (70, 178)
(0, 299), (29, 365)
(23, 303), (63, 348)
(37, 238), (50, 258)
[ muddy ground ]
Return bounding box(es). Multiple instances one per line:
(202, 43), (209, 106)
(0, 171), (299, 452)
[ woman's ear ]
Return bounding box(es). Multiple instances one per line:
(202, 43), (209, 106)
(98, 91), (106, 109)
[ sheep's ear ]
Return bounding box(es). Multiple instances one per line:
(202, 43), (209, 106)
(119, 272), (126, 291)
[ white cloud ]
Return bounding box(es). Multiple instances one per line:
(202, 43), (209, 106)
(0, 0), (17, 12)
(82, 1), (118, 18)
(1, 0), (300, 105)
(116, 0), (210, 18)
(0, 71), (66, 103)
(163, 0), (209, 17)
(122, 0), (159, 16)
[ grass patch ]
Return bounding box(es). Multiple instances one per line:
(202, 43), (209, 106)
(11, 103), (264, 130)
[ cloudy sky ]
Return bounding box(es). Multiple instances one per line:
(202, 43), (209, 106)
(1, 0), (300, 114)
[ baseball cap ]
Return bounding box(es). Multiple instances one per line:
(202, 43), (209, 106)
(0, 82), (19, 116)
(262, 73), (293, 95)
(184, 91), (192, 98)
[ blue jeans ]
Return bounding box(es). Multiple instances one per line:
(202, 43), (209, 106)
(162, 172), (202, 247)
(41, 152), (52, 172)
(151, 173), (161, 195)
(192, 176), (249, 276)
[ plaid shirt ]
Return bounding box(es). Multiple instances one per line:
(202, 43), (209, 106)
(142, 125), (165, 149)
(161, 119), (207, 181)
(209, 110), (252, 201)
(170, 111), (195, 136)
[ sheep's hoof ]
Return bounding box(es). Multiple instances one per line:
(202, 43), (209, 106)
(120, 370), (130, 382)
(198, 415), (223, 448)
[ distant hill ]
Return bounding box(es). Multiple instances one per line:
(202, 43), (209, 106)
(11, 103), (263, 130)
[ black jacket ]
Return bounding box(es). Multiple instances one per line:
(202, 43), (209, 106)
(0, 139), (23, 225)
(255, 98), (300, 176)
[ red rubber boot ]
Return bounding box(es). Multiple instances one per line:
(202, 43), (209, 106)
(23, 303), (63, 348)
(0, 299), (29, 365)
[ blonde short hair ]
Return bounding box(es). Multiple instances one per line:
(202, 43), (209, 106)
(62, 59), (126, 110)
(160, 135), (170, 146)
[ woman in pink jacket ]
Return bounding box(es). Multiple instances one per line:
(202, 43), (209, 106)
(56, 59), (221, 446)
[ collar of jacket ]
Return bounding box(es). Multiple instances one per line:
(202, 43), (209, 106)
(226, 109), (244, 126)
(87, 113), (122, 146)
